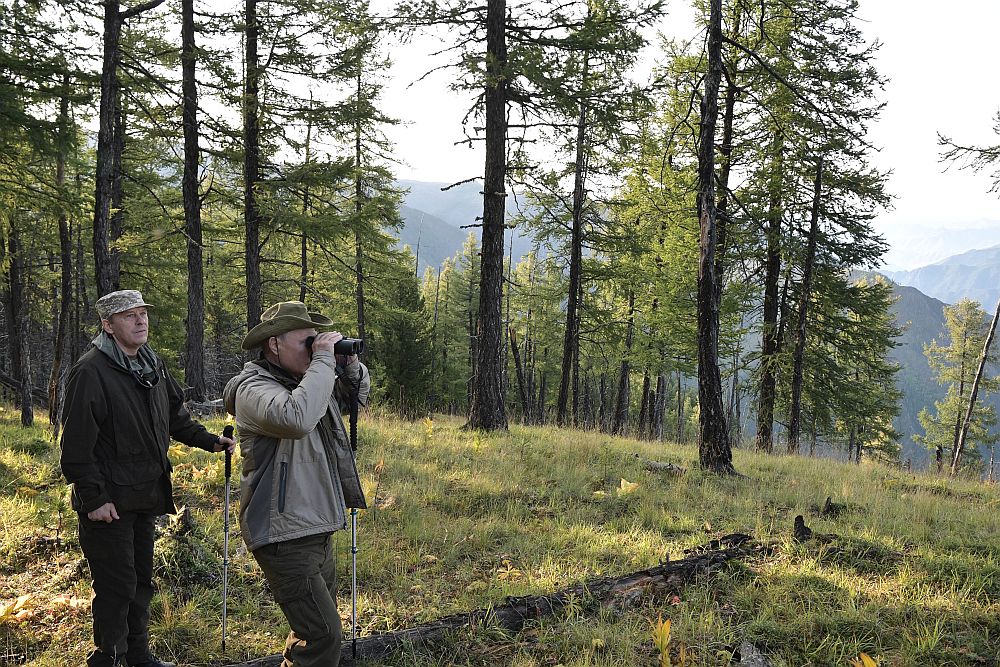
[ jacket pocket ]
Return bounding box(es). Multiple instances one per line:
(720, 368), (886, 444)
(278, 461), (288, 513)
(102, 458), (163, 512)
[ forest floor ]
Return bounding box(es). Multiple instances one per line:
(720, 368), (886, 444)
(1, 405), (998, 666)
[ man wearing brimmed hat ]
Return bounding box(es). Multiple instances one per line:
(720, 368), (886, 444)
(60, 290), (236, 667)
(223, 301), (370, 667)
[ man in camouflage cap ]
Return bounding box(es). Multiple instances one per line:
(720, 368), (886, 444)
(60, 289), (236, 667)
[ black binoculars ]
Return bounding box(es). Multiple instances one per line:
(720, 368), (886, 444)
(305, 335), (365, 356)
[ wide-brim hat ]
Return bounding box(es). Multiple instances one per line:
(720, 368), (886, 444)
(241, 301), (334, 350)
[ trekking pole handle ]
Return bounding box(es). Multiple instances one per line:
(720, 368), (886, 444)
(223, 425), (234, 477)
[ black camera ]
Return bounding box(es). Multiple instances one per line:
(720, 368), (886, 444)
(305, 335), (364, 356)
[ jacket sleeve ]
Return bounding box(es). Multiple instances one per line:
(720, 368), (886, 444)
(165, 366), (219, 452)
(335, 360), (370, 413)
(237, 352), (338, 439)
(59, 361), (112, 513)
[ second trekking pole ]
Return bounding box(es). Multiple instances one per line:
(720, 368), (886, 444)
(221, 424), (234, 654)
(349, 374), (360, 660)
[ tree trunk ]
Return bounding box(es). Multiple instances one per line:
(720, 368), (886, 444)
(714, 71), (736, 309)
(676, 367), (683, 443)
(299, 95), (313, 304)
(599, 372), (609, 433)
(93, 1), (121, 297)
(787, 157), (823, 454)
(5, 228), (33, 426)
(182, 0), (206, 401)
(557, 55), (589, 427)
(49, 75), (73, 432)
(243, 0), (263, 329)
(467, 268), (476, 410)
(536, 347), (548, 424)
(612, 290), (635, 436)
(695, 0), (732, 473)
(653, 371), (667, 441)
(429, 268), (441, 410)
(509, 326), (531, 424)
(637, 369), (651, 438)
(466, 0), (508, 431)
(951, 294), (1000, 475)
(755, 138), (783, 454)
(727, 337), (741, 446)
(943, 353), (968, 473)
(73, 199), (87, 362)
(353, 82), (368, 361)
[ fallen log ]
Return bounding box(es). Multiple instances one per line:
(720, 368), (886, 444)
(225, 533), (765, 666)
(0, 371), (49, 408)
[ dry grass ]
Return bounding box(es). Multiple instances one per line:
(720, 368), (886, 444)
(1, 405), (998, 666)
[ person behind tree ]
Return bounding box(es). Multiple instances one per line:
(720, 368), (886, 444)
(223, 300), (370, 667)
(60, 289), (236, 667)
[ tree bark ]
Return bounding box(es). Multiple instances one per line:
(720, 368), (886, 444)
(676, 367), (683, 443)
(509, 326), (531, 423)
(787, 157), (823, 454)
(695, 0), (733, 473)
(653, 370), (667, 441)
(637, 368), (651, 438)
(93, 0), (122, 297)
(299, 96), (313, 304)
(536, 347), (548, 425)
(429, 268), (441, 410)
(466, 0), (508, 431)
(612, 290), (635, 436)
(353, 77), (368, 361)
(5, 228), (33, 426)
(951, 294), (1000, 475)
(243, 0), (263, 329)
(714, 71), (736, 309)
(49, 74), (73, 432)
(557, 55), (589, 427)
(181, 0), (206, 401)
(755, 135), (783, 454)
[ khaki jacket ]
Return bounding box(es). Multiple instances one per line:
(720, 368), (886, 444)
(223, 351), (369, 551)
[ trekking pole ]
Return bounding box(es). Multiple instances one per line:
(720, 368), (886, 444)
(222, 424), (234, 654)
(349, 376), (360, 660)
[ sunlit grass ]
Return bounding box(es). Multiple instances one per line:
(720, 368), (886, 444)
(1, 406), (998, 665)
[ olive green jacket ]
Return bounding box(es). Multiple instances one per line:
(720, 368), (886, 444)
(60, 345), (219, 515)
(223, 351), (369, 551)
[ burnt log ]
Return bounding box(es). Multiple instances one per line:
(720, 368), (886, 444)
(225, 534), (764, 666)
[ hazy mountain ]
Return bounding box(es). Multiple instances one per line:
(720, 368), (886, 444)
(883, 245), (1000, 307)
(879, 224), (1000, 271)
(394, 179), (539, 274)
(870, 274), (1000, 469)
(885, 281), (948, 465)
(396, 205), (472, 275)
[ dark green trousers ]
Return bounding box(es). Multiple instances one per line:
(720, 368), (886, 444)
(77, 511), (157, 667)
(253, 533), (343, 667)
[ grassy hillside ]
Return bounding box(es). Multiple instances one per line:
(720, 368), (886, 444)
(1, 406), (998, 666)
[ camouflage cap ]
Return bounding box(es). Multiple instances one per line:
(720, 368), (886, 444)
(96, 290), (154, 320)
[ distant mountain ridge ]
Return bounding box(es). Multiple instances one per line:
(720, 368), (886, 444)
(884, 245), (1000, 307)
(394, 179), (538, 273)
(880, 224), (1000, 271)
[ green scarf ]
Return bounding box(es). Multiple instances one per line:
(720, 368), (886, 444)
(92, 330), (160, 385)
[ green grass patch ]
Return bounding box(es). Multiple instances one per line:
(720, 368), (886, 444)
(1, 405), (998, 666)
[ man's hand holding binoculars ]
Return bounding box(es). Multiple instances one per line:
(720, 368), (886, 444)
(308, 331), (360, 367)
